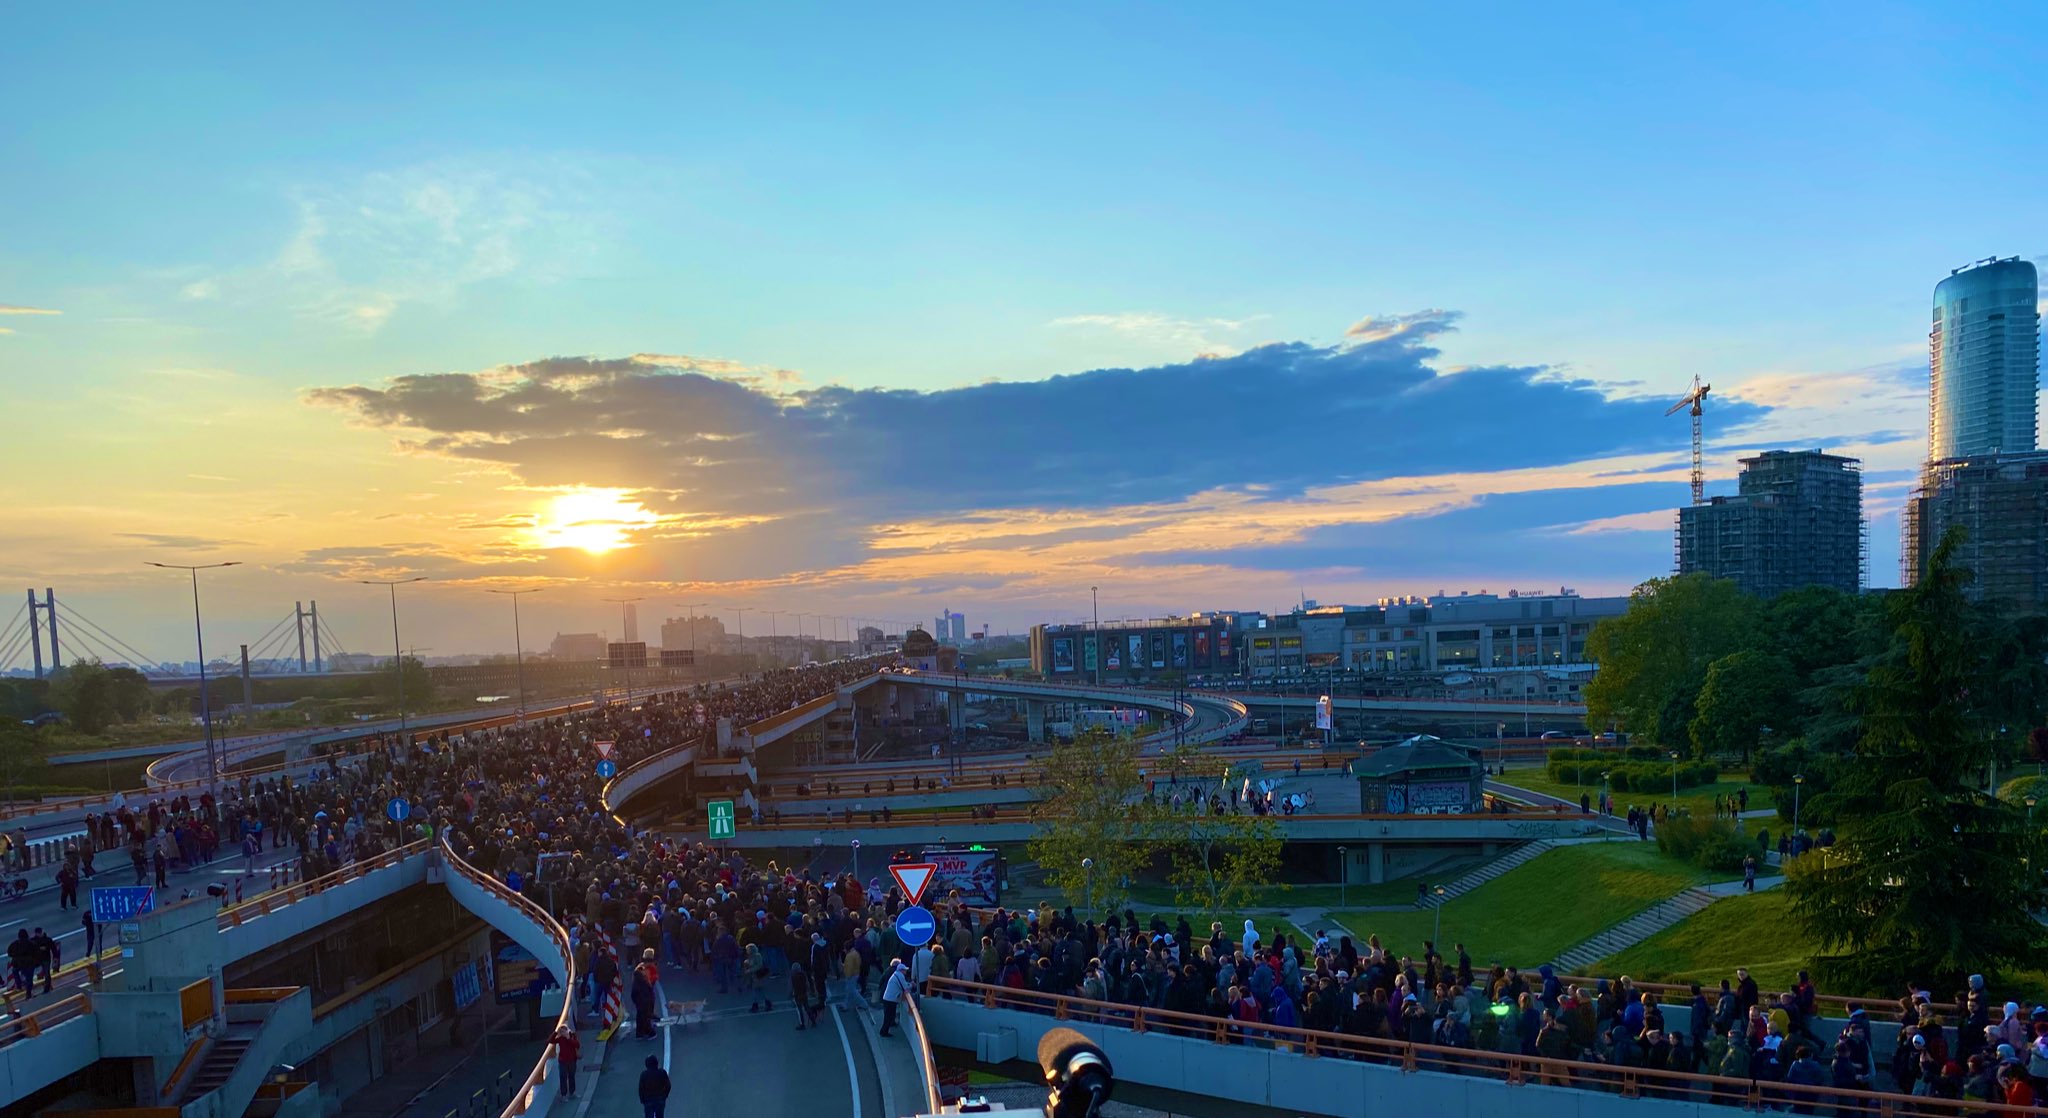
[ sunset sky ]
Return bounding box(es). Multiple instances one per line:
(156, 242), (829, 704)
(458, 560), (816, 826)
(4, 4), (2046, 663)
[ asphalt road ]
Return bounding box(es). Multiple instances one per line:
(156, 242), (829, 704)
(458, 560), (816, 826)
(574, 960), (892, 1118)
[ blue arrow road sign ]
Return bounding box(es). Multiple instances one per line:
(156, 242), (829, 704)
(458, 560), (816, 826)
(387, 797), (411, 822)
(595, 759), (617, 779)
(91, 886), (155, 923)
(894, 905), (935, 948)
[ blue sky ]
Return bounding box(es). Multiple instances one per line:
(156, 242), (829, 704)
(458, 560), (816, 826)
(3, 3), (2045, 658)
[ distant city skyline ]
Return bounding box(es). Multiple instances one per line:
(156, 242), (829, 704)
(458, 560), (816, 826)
(4, 4), (2046, 660)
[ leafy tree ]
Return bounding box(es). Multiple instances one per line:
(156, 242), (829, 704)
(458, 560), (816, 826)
(1787, 531), (2047, 992)
(1027, 728), (1152, 916)
(0, 722), (47, 805)
(1584, 574), (1757, 742)
(375, 656), (435, 713)
(1689, 649), (1795, 760)
(47, 659), (150, 735)
(1159, 746), (1285, 919)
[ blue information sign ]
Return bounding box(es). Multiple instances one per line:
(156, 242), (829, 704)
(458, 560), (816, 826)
(894, 905), (935, 948)
(91, 886), (155, 923)
(386, 797), (411, 822)
(595, 759), (618, 779)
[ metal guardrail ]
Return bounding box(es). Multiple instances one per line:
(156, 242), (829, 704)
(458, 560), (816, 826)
(921, 976), (2025, 1118)
(438, 835), (574, 1118)
(0, 990), (91, 1046)
(901, 991), (944, 1114)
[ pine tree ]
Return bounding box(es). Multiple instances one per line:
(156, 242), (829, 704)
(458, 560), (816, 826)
(1787, 530), (2046, 991)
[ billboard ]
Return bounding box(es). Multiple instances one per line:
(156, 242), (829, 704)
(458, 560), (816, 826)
(492, 930), (558, 1002)
(1149, 633), (1165, 668)
(1105, 637), (1123, 670)
(1052, 637), (1075, 672)
(920, 847), (1003, 907)
(1218, 631), (1232, 660)
(1194, 630), (1211, 666)
(1128, 635), (1144, 669)
(1315, 695), (1333, 730)
(1172, 632), (1188, 668)
(1083, 636), (1097, 673)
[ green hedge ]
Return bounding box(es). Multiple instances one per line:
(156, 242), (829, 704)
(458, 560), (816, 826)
(1547, 757), (1719, 793)
(1654, 814), (1754, 872)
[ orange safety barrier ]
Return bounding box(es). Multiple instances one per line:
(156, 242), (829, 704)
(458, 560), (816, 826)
(161, 1036), (206, 1097)
(215, 838), (432, 930)
(0, 992), (91, 1046)
(920, 976), (2025, 1118)
(223, 986), (301, 1004)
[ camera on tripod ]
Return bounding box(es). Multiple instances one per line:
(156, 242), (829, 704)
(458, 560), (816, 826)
(910, 1027), (1114, 1118)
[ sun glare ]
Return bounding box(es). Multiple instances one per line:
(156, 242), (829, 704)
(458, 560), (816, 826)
(529, 488), (660, 554)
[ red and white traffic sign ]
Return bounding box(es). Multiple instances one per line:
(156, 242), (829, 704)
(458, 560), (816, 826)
(889, 862), (939, 907)
(593, 740), (615, 759)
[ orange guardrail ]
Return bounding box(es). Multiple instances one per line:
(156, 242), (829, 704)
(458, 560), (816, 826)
(902, 991), (944, 1114)
(743, 690), (845, 738)
(440, 835), (574, 1118)
(216, 838), (432, 929)
(0, 991), (91, 1045)
(223, 986), (301, 1004)
(161, 1035), (206, 1097)
(921, 976), (2018, 1118)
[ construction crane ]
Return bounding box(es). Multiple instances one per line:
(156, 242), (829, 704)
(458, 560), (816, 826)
(1666, 375), (1711, 505)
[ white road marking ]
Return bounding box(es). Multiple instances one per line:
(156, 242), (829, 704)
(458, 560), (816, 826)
(832, 1006), (865, 1118)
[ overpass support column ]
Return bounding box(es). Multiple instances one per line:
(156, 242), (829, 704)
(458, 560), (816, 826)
(947, 690), (966, 737)
(1026, 699), (1046, 743)
(1366, 841), (1386, 885)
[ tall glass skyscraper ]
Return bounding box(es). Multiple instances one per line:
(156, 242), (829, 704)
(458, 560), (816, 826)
(1929, 257), (2040, 460)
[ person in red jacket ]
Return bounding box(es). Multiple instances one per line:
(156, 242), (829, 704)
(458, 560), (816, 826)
(548, 1026), (581, 1099)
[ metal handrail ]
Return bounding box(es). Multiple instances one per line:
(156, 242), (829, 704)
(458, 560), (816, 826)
(901, 990), (944, 1114)
(438, 835), (574, 1118)
(0, 991), (91, 1046)
(216, 838), (431, 929)
(920, 976), (2024, 1117)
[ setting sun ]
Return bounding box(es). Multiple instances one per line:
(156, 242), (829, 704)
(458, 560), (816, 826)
(528, 488), (660, 554)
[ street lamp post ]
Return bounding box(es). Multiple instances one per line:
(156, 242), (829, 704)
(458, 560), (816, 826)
(1669, 750), (1681, 806)
(1336, 845), (1347, 910)
(359, 577), (428, 738)
(487, 587), (544, 722)
(675, 602), (709, 674)
(1082, 857), (1095, 914)
(1430, 884), (1449, 946)
(2028, 795), (2037, 828)
(1793, 773), (1805, 855)
(1601, 770), (1612, 841)
(764, 610), (784, 667)
(146, 560), (241, 804)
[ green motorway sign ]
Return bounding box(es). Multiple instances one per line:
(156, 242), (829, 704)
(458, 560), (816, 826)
(708, 799), (737, 841)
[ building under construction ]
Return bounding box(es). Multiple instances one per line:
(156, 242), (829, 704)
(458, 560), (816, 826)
(1903, 451), (2048, 609)
(1678, 449), (1865, 597)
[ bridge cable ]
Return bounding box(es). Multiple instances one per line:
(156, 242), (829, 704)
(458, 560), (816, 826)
(51, 597), (173, 674)
(314, 614), (353, 664)
(0, 628), (30, 675)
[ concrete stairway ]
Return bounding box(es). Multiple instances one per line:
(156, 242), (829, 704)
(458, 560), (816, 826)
(1415, 840), (1556, 907)
(1550, 886), (1719, 972)
(181, 1023), (260, 1101)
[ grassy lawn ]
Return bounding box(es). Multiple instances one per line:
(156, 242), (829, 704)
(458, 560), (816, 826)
(1596, 889), (1812, 989)
(1326, 842), (1713, 967)
(1499, 764), (1776, 818)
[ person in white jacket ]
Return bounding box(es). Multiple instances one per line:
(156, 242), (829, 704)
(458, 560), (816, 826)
(880, 959), (910, 1037)
(912, 942), (934, 986)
